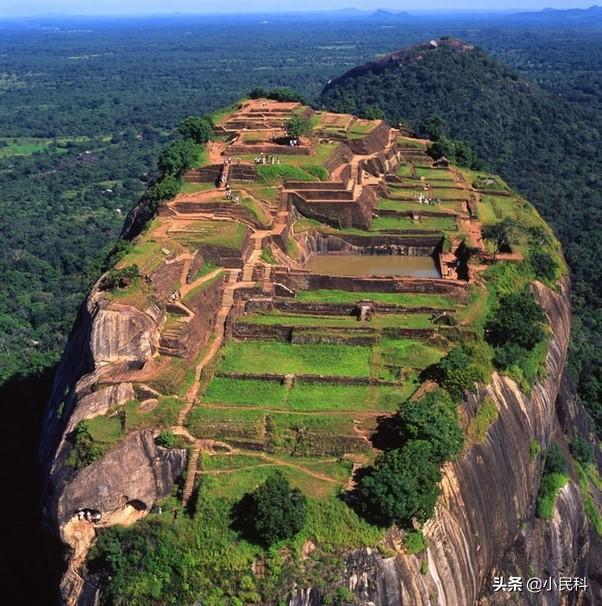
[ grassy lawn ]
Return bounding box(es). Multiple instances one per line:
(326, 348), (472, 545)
(204, 377), (287, 407)
(429, 188), (470, 200)
(183, 272), (224, 303)
(190, 260), (219, 282)
(103, 277), (155, 311)
(395, 163), (415, 178)
(415, 167), (456, 180)
(372, 215), (457, 233)
(256, 163), (327, 184)
(176, 220), (248, 251)
(146, 355), (199, 397)
(295, 288), (457, 308)
(217, 341), (372, 377)
(85, 397), (183, 445)
(239, 196), (271, 227)
(378, 338), (445, 369)
(288, 381), (407, 413)
(378, 198), (459, 215)
(115, 239), (178, 275)
(288, 382), (371, 412)
(180, 181), (216, 194)
(477, 198), (499, 224)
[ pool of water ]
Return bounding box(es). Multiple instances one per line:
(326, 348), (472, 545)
(304, 254), (441, 278)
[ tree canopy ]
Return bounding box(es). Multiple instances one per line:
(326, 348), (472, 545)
(232, 471), (307, 546)
(177, 116), (214, 145)
(356, 440), (442, 527)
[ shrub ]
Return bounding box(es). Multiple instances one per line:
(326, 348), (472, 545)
(362, 106), (385, 120)
(466, 396), (499, 444)
(398, 390), (464, 462)
(544, 443), (566, 475)
(529, 440), (541, 460)
(570, 436), (593, 464)
(155, 431), (176, 449)
(101, 265), (139, 290)
(420, 115), (447, 141)
(355, 440), (442, 527)
(529, 249), (559, 282)
(88, 520), (196, 606)
(404, 530), (427, 554)
(536, 472), (569, 519)
(232, 471), (307, 546)
(68, 421), (104, 470)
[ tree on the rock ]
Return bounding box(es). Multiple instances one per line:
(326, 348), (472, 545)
(157, 139), (201, 176)
(436, 345), (483, 401)
(285, 115), (312, 140)
(356, 440), (442, 527)
(148, 175), (181, 204)
(482, 217), (516, 262)
(363, 106), (386, 120)
(232, 471), (307, 546)
(420, 115), (447, 140)
(399, 391), (464, 461)
(177, 116), (214, 144)
(485, 288), (547, 351)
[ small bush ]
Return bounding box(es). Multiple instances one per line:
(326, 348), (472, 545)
(529, 249), (559, 283)
(155, 431), (176, 449)
(529, 440), (541, 461)
(404, 530), (427, 554)
(101, 264), (139, 290)
(536, 472), (569, 519)
(466, 397), (499, 444)
(68, 421), (104, 470)
(570, 436), (593, 464)
(177, 115), (214, 144)
(148, 175), (181, 203)
(544, 443), (566, 475)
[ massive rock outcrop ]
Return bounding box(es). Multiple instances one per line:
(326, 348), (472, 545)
(290, 278), (600, 605)
(39, 286), (187, 601)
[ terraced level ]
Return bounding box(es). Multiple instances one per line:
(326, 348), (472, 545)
(75, 97), (567, 602)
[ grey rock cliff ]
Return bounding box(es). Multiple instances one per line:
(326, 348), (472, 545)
(290, 279), (600, 605)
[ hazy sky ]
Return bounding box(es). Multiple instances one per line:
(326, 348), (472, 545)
(0, 0), (595, 17)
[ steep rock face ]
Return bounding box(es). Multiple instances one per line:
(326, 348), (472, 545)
(57, 430), (186, 531)
(291, 278), (598, 605)
(40, 287), (183, 543)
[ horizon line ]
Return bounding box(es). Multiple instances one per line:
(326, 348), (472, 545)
(0, 5), (600, 20)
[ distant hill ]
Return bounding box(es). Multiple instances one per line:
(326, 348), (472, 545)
(369, 9), (413, 20)
(321, 37), (602, 431)
(512, 5), (602, 23)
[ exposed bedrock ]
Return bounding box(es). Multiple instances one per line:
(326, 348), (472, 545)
(39, 286), (179, 542)
(290, 278), (599, 605)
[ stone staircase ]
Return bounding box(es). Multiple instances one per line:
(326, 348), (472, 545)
(182, 444), (200, 506)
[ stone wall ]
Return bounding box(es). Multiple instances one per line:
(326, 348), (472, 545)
(346, 122), (391, 155)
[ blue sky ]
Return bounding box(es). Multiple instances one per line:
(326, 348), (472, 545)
(0, 0), (595, 17)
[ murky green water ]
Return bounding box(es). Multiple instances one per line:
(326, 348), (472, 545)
(305, 254), (440, 278)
